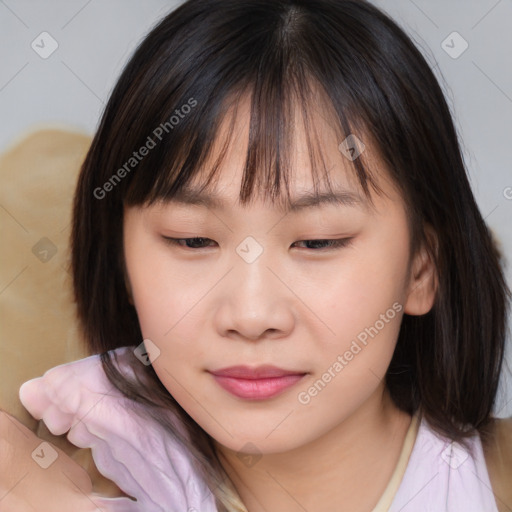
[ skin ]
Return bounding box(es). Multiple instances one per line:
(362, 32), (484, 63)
(0, 410), (102, 511)
(123, 94), (437, 511)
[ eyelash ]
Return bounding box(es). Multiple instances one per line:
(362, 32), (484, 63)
(162, 237), (353, 251)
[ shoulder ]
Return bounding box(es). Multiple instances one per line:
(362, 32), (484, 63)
(480, 415), (512, 461)
(480, 416), (512, 512)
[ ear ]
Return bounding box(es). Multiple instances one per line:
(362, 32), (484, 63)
(403, 225), (438, 316)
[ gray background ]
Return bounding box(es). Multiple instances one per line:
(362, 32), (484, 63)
(1, 0), (511, 416)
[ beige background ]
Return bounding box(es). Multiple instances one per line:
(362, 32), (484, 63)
(0, 129), (91, 428)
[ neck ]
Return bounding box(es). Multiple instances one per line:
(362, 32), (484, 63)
(214, 384), (412, 512)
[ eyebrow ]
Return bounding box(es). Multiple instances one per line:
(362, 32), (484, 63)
(167, 186), (365, 212)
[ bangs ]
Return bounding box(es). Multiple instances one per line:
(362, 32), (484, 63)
(117, 4), (385, 211)
(122, 79), (381, 213)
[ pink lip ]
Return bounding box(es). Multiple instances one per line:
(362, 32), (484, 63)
(208, 365), (307, 400)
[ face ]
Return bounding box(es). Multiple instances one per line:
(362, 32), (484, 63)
(123, 96), (436, 456)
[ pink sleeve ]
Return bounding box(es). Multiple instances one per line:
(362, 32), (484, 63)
(19, 347), (218, 512)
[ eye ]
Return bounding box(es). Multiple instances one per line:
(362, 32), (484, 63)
(162, 237), (216, 249)
(161, 236), (353, 251)
(292, 238), (353, 250)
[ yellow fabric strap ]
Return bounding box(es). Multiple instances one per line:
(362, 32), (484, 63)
(371, 412), (420, 512)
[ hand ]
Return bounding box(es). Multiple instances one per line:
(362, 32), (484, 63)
(0, 409), (102, 512)
(18, 348), (218, 512)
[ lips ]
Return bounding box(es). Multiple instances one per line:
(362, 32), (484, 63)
(209, 365), (305, 379)
(208, 365), (307, 400)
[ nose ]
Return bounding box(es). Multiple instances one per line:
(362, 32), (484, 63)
(213, 252), (296, 342)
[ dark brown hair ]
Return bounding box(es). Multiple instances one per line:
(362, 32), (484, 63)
(71, 0), (510, 508)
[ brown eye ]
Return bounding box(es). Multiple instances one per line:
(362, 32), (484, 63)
(292, 238), (353, 250)
(162, 237), (216, 249)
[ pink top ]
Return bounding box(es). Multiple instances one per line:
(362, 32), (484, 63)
(19, 346), (500, 512)
(383, 412), (499, 511)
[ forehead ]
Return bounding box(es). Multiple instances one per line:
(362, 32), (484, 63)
(165, 181), (367, 214)
(164, 92), (380, 213)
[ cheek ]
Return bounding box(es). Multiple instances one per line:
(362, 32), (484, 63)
(303, 220), (410, 396)
(293, 254), (406, 430)
(125, 239), (199, 339)
(124, 242), (209, 396)
(127, 258), (171, 338)
(318, 234), (409, 346)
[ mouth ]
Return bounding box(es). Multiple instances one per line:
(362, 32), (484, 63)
(207, 365), (308, 400)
